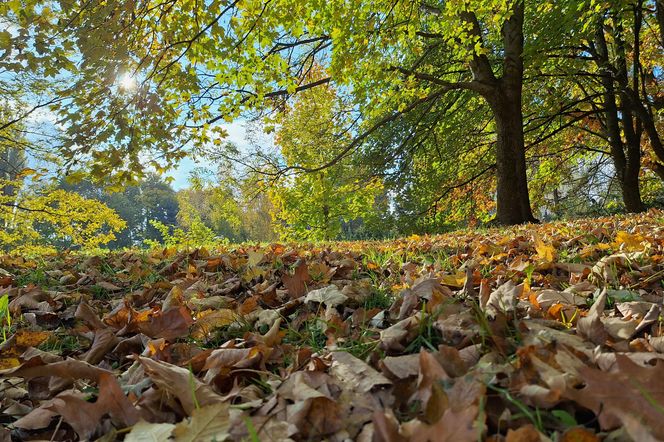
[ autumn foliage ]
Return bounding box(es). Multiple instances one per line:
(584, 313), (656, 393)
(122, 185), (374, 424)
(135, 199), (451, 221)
(0, 211), (663, 440)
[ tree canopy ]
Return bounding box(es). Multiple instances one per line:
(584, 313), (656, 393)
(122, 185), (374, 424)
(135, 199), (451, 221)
(0, 0), (662, 247)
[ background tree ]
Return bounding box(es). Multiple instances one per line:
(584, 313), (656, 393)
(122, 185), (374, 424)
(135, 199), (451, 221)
(268, 78), (383, 240)
(60, 173), (179, 247)
(534, 0), (664, 213)
(176, 172), (244, 242)
(0, 0), (592, 225)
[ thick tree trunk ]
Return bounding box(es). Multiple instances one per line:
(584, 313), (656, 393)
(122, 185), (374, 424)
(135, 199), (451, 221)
(490, 92), (537, 224)
(621, 158), (645, 212)
(458, 1), (535, 225)
(620, 111), (646, 212)
(489, 0), (536, 225)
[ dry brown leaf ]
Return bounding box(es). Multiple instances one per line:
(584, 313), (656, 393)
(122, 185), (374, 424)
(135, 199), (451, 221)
(380, 354), (420, 380)
(82, 327), (119, 364)
(576, 289), (608, 346)
(172, 402), (230, 442)
(138, 356), (224, 415)
(135, 306), (194, 340)
(564, 355), (664, 440)
(282, 260), (311, 298)
(13, 372), (139, 439)
(125, 420), (176, 442)
(330, 351), (391, 394)
(400, 406), (480, 442)
(484, 281), (522, 318)
(379, 314), (421, 352)
(505, 424), (543, 442)
(1, 357), (111, 383)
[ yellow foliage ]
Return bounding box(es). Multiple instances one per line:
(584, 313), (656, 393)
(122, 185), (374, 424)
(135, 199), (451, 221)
(0, 178), (126, 255)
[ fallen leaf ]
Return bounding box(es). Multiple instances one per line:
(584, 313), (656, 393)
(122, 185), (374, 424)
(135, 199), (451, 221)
(484, 281), (522, 318)
(190, 309), (235, 340)
(330, 351), (391, 394)
(564, 355), (664, 440)
(138, 356), (224, 415)
(534, 236), (556, 263)
(304, 285), (348, 307)
(125, 420), (176, 442)
(282, 260), (311, 298)
(172, 402), (230, 442)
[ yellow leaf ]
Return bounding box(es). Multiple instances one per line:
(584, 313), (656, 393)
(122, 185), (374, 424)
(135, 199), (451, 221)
(534, 236), (556, 263)
(15, 330), (51, 347)
(614, 231), (645, 252)
(16, 168), (38, 178)
(440, 272), (466, 288)
(246, 250), (264, 267)
(172, 402), (230, 442)
(0, 357), (20, 369)
(191, 309), (235, 340)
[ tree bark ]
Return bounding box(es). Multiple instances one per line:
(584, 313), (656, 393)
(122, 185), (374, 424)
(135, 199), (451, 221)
(490, 91), (537, 223)
(656, 0), (664, 50)
(619, 104), (645, 213)
(465, 0), (536, 225)
(594, 15), (646, 212)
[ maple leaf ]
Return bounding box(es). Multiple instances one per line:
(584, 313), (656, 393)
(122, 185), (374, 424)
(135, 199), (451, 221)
(190, 308), (235, 340)
(137, 356), (224, 415)
(399, 406), (480, 442)
(534, 235), (556, 263)
(172, 402), (230, 442)
(12, 372), (140, 439)
(564, 355), (664, 440)
(281, 259), (311, 298)
(1, 211), (663, 441)
(125, 420), (176, 442)
(613, 231), (646, 252)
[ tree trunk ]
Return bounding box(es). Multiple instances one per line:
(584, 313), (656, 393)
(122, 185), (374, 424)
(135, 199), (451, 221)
(488, 0), (536, 225)
(619, 109), (645, 212)
(490, 91), (537, 224)
(458, 1), (536, 225)
(594, 16), (646, 213)
(620, 157), (645, 212)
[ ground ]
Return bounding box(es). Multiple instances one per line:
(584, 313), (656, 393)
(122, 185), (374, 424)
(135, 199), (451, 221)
(0, 211), (663, 441)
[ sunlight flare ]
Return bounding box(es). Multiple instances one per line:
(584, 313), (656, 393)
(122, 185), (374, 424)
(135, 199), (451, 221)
(118, 72), (136, 91)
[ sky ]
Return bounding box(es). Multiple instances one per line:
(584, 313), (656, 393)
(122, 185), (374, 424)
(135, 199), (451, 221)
(165, 120), (252, 190)
(21, 105), (268, 191)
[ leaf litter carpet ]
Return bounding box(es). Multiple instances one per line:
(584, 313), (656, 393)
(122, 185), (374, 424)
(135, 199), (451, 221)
(1, 211), (664, 441)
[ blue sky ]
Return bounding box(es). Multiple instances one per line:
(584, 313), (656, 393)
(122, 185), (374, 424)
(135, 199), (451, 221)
(165, 120), (252, 190)
(22, 106), (267, 190)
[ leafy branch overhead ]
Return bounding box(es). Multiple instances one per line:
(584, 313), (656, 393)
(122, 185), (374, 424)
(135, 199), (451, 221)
(1, 0), (662, 225)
